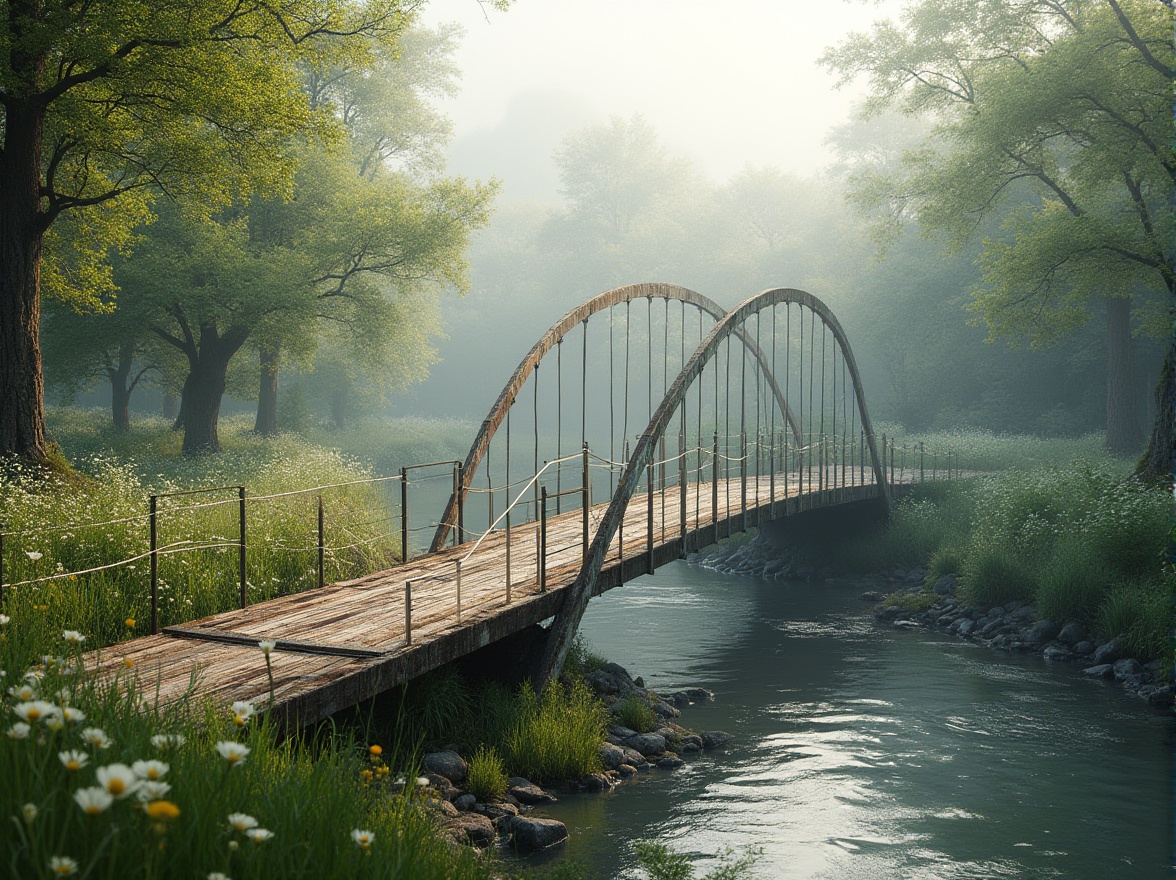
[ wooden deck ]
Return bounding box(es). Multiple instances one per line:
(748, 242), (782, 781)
(91, 470), (896, 729)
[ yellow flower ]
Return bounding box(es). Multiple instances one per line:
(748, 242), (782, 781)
(125, 618), (136, 629)
(359, 769), (373, 782)
(144, 800), (181, 822)
(368, 744), (382, 757)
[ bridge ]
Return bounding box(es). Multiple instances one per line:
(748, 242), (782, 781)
(95, 284), (927, 729)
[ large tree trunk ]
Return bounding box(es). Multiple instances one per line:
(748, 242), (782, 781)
(108, 343), (135, 433)
(1135, 340), (1174, 483)
(180, 355), (230, 454)
(0, 99), (48, 463)
(254, 346), (280, 436)
(1104, 295), (1142, 455)
(330, 384), (348, 429)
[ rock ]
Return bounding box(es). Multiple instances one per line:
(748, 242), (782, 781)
(508, 816), (569, 852)
(1073, 640), (1095, 656)
(475, 802), (518, 822)
(860, 591), (883, 602)
(1056, 622), (1087, 646)
(423, 773), (460, 801)
(608, 725), (638, 740)
(599, 742), (626, 771)
(1010, 607), (1037, 622)
(444, 813), (496, 848)
(453, 794), (476, 811)
(508, 778), (558, 805)
(987, 606), (1005, 618)
(1113, 658), (1142, 681)
(1023, 619), (1058, 646)
(429, 798), (460, 818)
(617, 763), (639, 778)
(579, 773), (610, 792)
(894, 619), (921, 629)
(665, 687), (714, 708)
(1083, 664), (1115, 679)
(1092, 639), (1124, 665)
(623, 733), (667, 757)
(956, 619), (976, 637)
(657, 754), (685, 769)
(584, 662), (642, 699)
(701, 730), (733, 749)
(423, 750), (467, 784)
(1146, 687), (1175, 707)
(622, 747), (648, 767)
(932, 575), (957, 596)
(652, 699), (681, 719)
(679, 734), (704, 752)
(1042, 645), (1073, 661)
(1004, 600), (1026, 612)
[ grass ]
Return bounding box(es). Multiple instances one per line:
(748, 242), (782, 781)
(612, 693), (657, 733)
(879, 589), (939, 613)
(0, 631), (491, 880)
(465, 745), (508, 802)
(504, 679), (607, 784)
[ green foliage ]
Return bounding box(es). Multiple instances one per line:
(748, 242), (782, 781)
(397, 667), (473, 751)
(926, 543), (965, 581)
(634, 841), (762, 880)
(881, 590), (939, 613)
(562, 635), (608, 680)
(958, 544), (1037, 609)
(1096, 583), (1171, 662)
(613, 693), (658, 734)
(0, 639), (490, 880)
(1034, 547), (1114, 626)
(505, 680), (606, 784)
(465, 745), (508, 802)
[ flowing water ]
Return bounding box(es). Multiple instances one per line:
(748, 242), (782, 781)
(529, 562), (1172, 879)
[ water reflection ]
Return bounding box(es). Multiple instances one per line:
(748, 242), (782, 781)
(534, 562), (1171, 879)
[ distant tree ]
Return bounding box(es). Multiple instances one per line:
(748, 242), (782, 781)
(823, 0), (1173, 466)
(0, 0), (413, 465)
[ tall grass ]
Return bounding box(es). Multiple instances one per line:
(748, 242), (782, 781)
(504, 680), (607, 784)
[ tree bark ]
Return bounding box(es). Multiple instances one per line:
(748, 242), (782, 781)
(180, 353), (230, 454)
(1104, 295), (1142, 455)
(330, 385), (348, 429)
(0, 96), (49, 463)
(107, 343), (136, 433)
(254, 346), (280, 436)
(1135, 338), (1174, 483)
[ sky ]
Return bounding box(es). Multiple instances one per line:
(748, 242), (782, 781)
(418, 0), (905, 201)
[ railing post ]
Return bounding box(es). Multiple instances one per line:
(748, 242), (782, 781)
(678, 431), (687, 556)
(455, 462), (465, 545)
(149, 496), (158, 635)
(581, 443), (590, 562)
(880, 433), (887, 489)
(317, 495), (325, 590)
(404, 580), (412, 645)
(711, 432), (719, 537)
(619, 440), (630, 564)
(783, 429), (789, 501)
(238, 486), (247, 610)
(455, 560), (462, 623)
(400, 467), (409, 564)
(769, 430), (776, 518)
(920, 441), (925, 483)
(505, 508), (512, 603)
(890, 441), (896, 487)
(539, 487), (548, 592)
(646, 454), (655, 576)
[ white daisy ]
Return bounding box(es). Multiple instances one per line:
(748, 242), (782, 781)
(74, 786), (114, 816)
(351, 828), (375, 849)
(227, 812), (258, 832)
(59, 750), (89, 772)
(132, 759), (169, 781)
(95, 763), (139, 799)
(215, 741), (250, 767)
(244, 828), (274, 844)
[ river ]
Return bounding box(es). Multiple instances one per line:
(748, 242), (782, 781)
(528, 561), (1172, 879)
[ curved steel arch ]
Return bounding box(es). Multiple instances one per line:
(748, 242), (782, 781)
(429, 282), (801, 552)
(533, 287), (889, 687)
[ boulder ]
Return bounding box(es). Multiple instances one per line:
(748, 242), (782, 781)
(1091, 639), (1124, 665)
(1146, 687), (1175, 707)
(508, 816), (569, 852)
(584, 662), (641, 699)
(1056, 622), (1087, 646)
(622, 747), (648, 767)
(955, 619), (975, 637)
(444, 813), (496, 848)
(1112, 658), (1143, 681)
(453, 794), (476, 812)
(423, 750), (467, 784)
(1082, 664), (1115, 679)
(1042, 645), (1073, 662)
(608, 725), (638, 740)
(474, 802), (518, 823)
(617, 763), (639, 778)
(429, 798), (460, 818)
(932, 575), (957, 596)
(1072, 640), (1095, 656)
(623, 733), (667, 757)
(1023, 619), (1058, 646)
(656, 754), (685, 770)
(579, 773), (610, 792)
(599, 742), (626, 771)
(701, 730), (733, 749)
(508, 777), (558, 805)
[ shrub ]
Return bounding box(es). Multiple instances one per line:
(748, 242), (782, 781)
(613, 693), (657, 733)
(1096, 582), (1171, 662)
(927, 543), (965, 581)
(465, 745), (508, 802)
(506, 679), (606, 783)
(1034, 546), (1113, 625)
(958, 544), (1037, 609)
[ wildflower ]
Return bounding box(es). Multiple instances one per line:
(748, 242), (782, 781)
(25, 551), (43, 561)
(136, 781), (172, 803)
(215, 741), (250, 767)
(351, 828), (375, 850)
(208, 874), (231, 880)
(151, 734), (185, 751)
(258, 640), (276, 655)
(81, 727), (112, 749)
(359, 768), (373, 782)
(227, 812), (258, 832)
(23, 668), (43, 683)
(368, 744), (382, 757)
(416, 776), (429, 786)
(227, 841), (239, 852)
(62, 630), (85, 645)
(244, 828), (274, 844)
(132, 759), (169, 781)
(13, 700), (58, 724)
(47, 856), (77, 877)
(7, 684), (35, 700)
(125, 618), (135, 629)
(0, 614), (9, 625)
(375, 765), (389, 777)
(144, 800), (181, 822)
(62, 707), (85, 725)
(96, 763), (139, 799)
(230, 701), (255, 728)
(59, 750), (89, 772)
(21, 803), (37, 824)
(74, 787), (114, 816)
(7, 723), (30, 740)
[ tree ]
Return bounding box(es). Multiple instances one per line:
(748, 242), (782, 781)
(823, 0), (1173, 464)
(0, 0), (411, 464)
